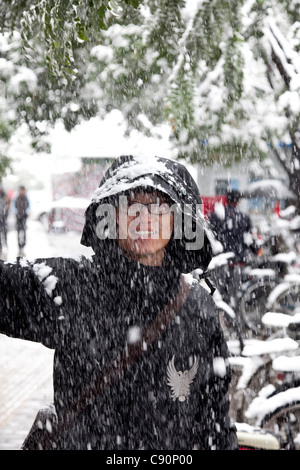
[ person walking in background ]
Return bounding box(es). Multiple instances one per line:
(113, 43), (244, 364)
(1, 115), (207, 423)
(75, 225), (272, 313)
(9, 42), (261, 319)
(209, 188), (258, 263)
(209, 188), (260, 310)
(0, 186), (10, 259)
(15, 185), (30, 256)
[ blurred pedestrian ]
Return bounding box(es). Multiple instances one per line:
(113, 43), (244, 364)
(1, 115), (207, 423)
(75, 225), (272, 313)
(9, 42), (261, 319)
(209, 188), (259, 263)
(0, 186), (10, 258)
(15, 185), (30, 256)
(209, 188), (260, 307)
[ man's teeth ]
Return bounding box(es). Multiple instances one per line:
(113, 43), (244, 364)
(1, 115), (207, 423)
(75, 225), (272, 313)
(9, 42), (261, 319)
(132, 230), (157, 235)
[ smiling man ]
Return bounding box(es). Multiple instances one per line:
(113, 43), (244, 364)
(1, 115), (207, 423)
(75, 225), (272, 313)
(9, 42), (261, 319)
(116, 190), (175, 266)
(0, 155), (237, 450)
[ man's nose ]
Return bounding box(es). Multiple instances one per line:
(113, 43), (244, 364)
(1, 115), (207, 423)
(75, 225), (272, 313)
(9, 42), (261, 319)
(139, 205), (150, 220)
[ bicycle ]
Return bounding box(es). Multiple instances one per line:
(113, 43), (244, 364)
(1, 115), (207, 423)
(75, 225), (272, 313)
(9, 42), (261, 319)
(227, 333), (299, 424)
(266, 273), (300, 319)
(237, 258), (286, 338)
(246, 364), (300, 449)
(243, 314), (300, 449)
(199, 252), (289, 341)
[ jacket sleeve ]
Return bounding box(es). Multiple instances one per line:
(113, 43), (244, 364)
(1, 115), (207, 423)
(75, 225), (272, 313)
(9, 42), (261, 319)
(208, 211), (222, 238)
(206, 308), (238, 450)
(0, 258), (60, 349)
(193, 287), (238, 450)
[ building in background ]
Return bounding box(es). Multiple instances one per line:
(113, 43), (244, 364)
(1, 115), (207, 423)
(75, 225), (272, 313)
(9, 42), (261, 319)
(49, 157), (114, 233)
(197, 147), (292, 220)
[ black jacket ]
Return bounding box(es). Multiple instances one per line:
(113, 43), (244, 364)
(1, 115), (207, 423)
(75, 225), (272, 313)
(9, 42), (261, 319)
(0, 155), (237, 450)
(15, 194), (30, 219)
(209, 203), (258, 262)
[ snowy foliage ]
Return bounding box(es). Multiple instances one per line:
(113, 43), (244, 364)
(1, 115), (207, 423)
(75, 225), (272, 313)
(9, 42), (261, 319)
(0, 0), (299, 180)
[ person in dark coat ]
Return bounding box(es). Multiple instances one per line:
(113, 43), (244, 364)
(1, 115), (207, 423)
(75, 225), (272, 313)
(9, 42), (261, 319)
(0, 155), (238, 450)
(15, 185), (30, 256)
(209, 189), (258, 263)
(0, 186), (10, 257)
(209, 189), (259, 309)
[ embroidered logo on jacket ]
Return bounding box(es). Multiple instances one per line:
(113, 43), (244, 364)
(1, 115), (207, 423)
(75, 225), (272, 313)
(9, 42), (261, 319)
(167, 355), (199, 402)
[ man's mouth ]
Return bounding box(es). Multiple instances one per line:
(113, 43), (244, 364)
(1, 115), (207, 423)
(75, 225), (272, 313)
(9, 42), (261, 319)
(129, 229), (158, 239)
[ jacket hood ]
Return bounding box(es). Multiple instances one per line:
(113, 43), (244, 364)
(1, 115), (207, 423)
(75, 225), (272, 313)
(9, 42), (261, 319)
(81, 155), (212, 272)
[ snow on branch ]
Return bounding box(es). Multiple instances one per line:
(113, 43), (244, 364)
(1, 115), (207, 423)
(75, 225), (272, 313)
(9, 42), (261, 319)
(267, 18), (300, 76)
(168, 1), (206, 85)
(263, 17), (300, 89)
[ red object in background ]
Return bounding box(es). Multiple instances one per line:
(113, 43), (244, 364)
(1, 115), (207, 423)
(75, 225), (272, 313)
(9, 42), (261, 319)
(7, 189), (15, 199)
(201, 196), (227, 219)
(273, 200), (281, 217)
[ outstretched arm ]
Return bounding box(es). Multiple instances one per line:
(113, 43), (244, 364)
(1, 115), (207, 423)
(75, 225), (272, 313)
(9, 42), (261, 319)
(0, 258), (59, 348)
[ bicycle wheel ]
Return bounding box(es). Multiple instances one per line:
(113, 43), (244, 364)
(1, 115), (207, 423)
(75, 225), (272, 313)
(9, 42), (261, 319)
(261, 402), (300, 450)
(269, 283), (300, 316)
(239, 278), (279, 337)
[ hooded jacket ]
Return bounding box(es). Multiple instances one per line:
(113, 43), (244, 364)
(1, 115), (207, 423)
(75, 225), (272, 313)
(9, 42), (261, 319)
(0, 155), (237, 450)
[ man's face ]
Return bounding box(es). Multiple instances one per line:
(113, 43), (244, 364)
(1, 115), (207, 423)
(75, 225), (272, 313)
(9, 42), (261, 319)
(116, 191), (174, 265)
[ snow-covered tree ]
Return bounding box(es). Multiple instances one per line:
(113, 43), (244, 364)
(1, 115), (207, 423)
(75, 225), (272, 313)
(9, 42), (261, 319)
(0, 0), (299, 206)
(0, 0), (139, 77)
(0, 0), (139, 177)
(84, 1), (299, 165)
(84, 0), (300, 204)
(259, 1), (300, 206)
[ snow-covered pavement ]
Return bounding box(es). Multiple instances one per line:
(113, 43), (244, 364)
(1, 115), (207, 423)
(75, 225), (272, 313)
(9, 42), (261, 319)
(4, 216), (93, 263)
(0, 219), (93, 450)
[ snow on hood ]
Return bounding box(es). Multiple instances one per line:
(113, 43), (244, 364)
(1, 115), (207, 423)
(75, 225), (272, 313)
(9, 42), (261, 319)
(81, 155), (213, 272)
(91, 154), (198, 208)
(92, 155), (174, 201)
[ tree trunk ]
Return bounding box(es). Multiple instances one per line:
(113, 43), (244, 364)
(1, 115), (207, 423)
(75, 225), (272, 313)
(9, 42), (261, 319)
(264, 18), (300, 212)
(272, 138), (300, 213)
(288, 136), (300, 213)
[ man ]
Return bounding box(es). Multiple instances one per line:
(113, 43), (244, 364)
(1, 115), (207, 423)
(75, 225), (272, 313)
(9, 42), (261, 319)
(209, 188), (258, 263)
(0, 156), (237, 450)
(209, 188), (259, 310)
(0, 186), (10, 258)
(15, 185), (30, 256)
